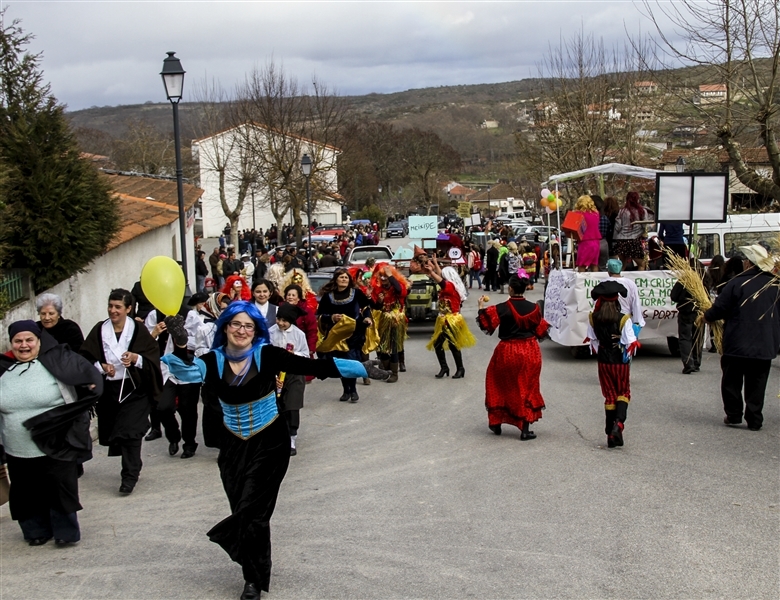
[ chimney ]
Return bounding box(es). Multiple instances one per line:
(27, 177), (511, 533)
(666, 141), (673, 151)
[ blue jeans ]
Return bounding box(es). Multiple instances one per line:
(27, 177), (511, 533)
(469, 269), (482, 288)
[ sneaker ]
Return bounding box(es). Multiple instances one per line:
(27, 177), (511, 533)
(349, 392), (359, 403)
(607, 435), (616, 448)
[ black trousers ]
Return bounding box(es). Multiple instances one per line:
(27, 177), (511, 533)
(721, 355), (771, 428)
(484, 269), (499, 291)
(6, 455), (81, 542)
(154, 381), (201, 451)
(678, 318), (703, 370)
(108, 439), (143, 487)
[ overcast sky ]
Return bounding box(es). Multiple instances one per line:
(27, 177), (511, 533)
(3, 1), (672, 111)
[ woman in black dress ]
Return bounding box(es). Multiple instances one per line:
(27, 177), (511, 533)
(166, 300), (385, 599)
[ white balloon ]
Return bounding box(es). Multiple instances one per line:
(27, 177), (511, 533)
(540, 188), (551, 198)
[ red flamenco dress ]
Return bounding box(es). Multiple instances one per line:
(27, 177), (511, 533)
(477, 297), (549, 430)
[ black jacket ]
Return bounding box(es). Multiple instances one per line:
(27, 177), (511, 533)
(0, 329), (104, 462)
(704, 267), (780, 360)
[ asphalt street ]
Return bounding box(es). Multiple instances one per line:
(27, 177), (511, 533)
(1, 235), (778, 599)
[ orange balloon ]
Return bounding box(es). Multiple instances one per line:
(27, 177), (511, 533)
(540, 199), (549, 207)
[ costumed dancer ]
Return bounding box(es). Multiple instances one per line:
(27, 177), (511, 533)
(161, 301), (388, 599)
(281, 268), (319, 314)
(222, 275), (252, 302)
(423, 259), (476, 379)
(370, 263), (409, 383)
(268, 303), (309, 456)
(476, 272), (548, 440)
(80, 289), (163, 494)
(585, 281), (640, 448)
(316, 269), (377, 402)
(0, 321), (102, 546)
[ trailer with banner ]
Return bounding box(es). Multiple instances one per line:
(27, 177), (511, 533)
(544, 269), (680, 355)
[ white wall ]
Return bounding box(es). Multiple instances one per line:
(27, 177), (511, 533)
(1, 221), (191, 348)
(196, 125), (342, 238)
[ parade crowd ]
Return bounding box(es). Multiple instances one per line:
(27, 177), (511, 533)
(1, 193), (778, 600)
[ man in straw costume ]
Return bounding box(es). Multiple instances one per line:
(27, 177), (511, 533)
(704, 244), (780, 432)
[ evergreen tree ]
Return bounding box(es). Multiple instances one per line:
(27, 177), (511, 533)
(0, 13), (119, 292)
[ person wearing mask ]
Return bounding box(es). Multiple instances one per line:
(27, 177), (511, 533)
(605, 259), (646, 331)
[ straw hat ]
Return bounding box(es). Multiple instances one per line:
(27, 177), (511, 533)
(739, 244), (777, 273)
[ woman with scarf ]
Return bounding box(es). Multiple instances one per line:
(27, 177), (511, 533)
(422, 259), (476, 379)
(80, 289), (163, 494)
(0, 320), (103, 546)
(162, 301), (387, 599)
(316, 268), (375, 402)
(477, 272), (549, 440)
(370, 263), (409, 383)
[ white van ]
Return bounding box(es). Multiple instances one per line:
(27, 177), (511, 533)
(694, 213), (779, 263)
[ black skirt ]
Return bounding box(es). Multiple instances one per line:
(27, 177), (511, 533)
(5, 454), (81, 521)
(96, 380), (151, 445)
(207, 416), (291, 591)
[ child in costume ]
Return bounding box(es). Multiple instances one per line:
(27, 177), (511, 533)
(585, 281), (640, 448)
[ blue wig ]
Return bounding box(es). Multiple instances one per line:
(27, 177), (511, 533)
(211, 301), (270, 359)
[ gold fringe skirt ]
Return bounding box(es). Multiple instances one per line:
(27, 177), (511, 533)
(376, 308), (408, 355)
(426, 312), (477, 352)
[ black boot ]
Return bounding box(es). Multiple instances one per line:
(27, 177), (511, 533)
(451, 347), (465, 379)
(434, 348), (449, 378)
(398, 350), (406, 372)
(520, 421), (536, 441)
(612, 401), (628, 446)
(605, 409), (617, 448)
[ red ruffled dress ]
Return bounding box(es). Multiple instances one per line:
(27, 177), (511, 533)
(477, 298), (549, 428)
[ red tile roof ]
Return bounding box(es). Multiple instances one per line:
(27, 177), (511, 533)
(102, 173), (204, 251)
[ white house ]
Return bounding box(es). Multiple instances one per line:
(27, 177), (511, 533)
(193, 123), (343, 238)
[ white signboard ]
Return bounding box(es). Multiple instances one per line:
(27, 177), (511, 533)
(544, 269), (679, 346)
(408, 216), (439, 238)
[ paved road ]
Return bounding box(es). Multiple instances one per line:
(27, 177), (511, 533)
(2, 241), (778, 599)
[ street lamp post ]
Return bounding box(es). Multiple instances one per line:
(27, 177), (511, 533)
(301, 153), (313, 271)
(676, 156), (686, 173)
(160, 51), (189, 287)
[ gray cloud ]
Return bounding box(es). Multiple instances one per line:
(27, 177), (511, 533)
(5, 1), (673, 110)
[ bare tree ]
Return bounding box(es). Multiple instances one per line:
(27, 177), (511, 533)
(190, 78), (257, 249)
(235, 62), (347, 245)
(398, 128), (461, 215)
(514, 30), (662, 188)
(642, 0), (780, 201)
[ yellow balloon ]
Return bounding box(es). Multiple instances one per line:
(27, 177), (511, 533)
(140, 256), (185, 316)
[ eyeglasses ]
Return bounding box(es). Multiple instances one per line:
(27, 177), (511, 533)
(227, 321), (256, 332)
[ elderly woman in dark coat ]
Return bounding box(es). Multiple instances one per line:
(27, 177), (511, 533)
(35, 293), (85, 352)
(0, 320), (102, 546)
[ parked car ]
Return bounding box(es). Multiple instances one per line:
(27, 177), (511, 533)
(308, 267), (338, 300)
(314, 225), (347, 237)
(406, 273), (438, 322)
(344, 245), (393, 267)
(385, 221), (407, 238)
